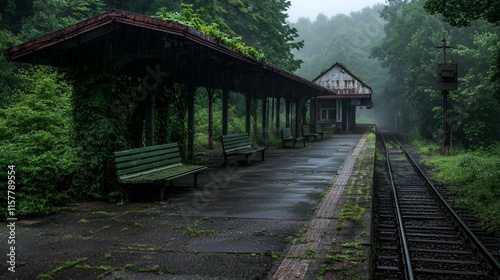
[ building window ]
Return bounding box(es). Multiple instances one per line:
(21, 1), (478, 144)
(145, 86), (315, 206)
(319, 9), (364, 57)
(321, 104), (336, 120)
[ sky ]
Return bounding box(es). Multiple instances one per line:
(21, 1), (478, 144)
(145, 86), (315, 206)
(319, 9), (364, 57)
(287, 0), (384, 22)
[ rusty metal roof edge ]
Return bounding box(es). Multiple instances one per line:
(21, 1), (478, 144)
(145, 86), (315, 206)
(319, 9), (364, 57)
(262, 63), (337, 96)
(4, 11), (114, 61)
(3, 10), (191, 61)
(111, 10), (188, 35)
(317, 94), (371, 99)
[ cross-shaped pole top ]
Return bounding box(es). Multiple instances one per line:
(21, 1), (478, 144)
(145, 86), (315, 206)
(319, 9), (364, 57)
(435, 32), (453, 63)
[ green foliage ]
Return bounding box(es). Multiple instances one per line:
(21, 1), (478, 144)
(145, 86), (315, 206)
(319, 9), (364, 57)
(39, 258), (88, 280)
(185, 219), (214, 237)
(69, 66), (129, 200)
(0, 66), (76, 217)
(424, 0), (500, 28)
(0, 0), (33, 34)
(194, 89), (247, 150)
(153, 4), (266, 61)
(20, 0), (106, 40)
(0, 19), (19, 108)
(449, 32), (500, 148)
(426, 145), (500, 232)
(373, 0), (500, 147)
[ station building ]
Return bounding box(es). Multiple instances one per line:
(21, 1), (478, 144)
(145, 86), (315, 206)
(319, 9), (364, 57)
(312, 63), (372, 131)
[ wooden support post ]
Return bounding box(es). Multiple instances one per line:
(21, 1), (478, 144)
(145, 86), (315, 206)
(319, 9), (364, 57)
(310, 98), (316, 126)
(276, 98), (281, 133)
(295, 99), (301, 138)
(207, 88), (214, 149)
(187, 86), (195, 160)
(145, 91), (155, 146)
(246, 93), (251, 134)
(222, 90), (229, 136)
(262, 97), (267, 145)
(286, 98), (291, 129)
(302, 99), (307, 125)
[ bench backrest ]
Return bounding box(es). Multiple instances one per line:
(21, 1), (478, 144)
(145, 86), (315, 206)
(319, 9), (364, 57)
(281, 127), (293, 139)
(221, 133), (252, 152)
(114, 143), (182, 180)
(302, 125), (312, 135)
(315, 123), (323, 133)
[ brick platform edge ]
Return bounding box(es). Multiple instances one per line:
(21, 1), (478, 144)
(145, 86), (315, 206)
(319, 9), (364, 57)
(270, 126), (376, 280)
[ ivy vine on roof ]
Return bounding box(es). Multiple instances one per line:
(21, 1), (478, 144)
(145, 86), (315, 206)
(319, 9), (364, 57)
(153, 4), (266, 61)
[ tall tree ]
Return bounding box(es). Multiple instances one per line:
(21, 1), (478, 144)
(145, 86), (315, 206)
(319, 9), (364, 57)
(424, 0), (500, 101)
(20, 0), (106, 40)
(373, 0), (500, 147)
(0, 0), (33, 34)
(0, 15), (19, 107)
(424, 0), (500, 27)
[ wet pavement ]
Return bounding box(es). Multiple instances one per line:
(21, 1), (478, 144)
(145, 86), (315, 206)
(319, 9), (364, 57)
(0, 125), (374, 280)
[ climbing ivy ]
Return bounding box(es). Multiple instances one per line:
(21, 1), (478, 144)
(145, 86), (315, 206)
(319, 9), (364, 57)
(153, 4), (266, 61)
(69, 65), (129, 201)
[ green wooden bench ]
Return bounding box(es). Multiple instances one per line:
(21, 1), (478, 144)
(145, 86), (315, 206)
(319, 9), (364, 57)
(221, 133), (266, 165)
(281, 127), (305, 148)
(314, 123), (325, 140)
(114, 143), (207, 200)
(302, 125), (320, 141)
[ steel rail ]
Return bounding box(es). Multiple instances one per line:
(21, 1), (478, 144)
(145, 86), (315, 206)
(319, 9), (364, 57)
(393, 134), (500, 277)
(379, 130), (414, 280)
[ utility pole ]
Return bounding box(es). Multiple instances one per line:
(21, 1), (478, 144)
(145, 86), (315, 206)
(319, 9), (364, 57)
(435, 32), (457, 156)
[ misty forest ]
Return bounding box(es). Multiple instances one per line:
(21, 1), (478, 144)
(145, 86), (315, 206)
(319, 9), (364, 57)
(0, 0), (499, 227)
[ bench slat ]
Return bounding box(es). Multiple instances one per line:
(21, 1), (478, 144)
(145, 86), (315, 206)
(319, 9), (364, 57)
(281, 127), (305, 148)
(114, 148), (178, 164)
(302, 125), (319, 141)
(121, 164), (206, 183)
(120, 163), (183, 180)
(117, 157), (182, 176)
(225, 147), (265, 155)
(314, 124), (325, 140)
(114, 143), (176, 158)
(113, 142), (207, 200)
(116, 151), (180, 170)
(220, 133), (266, 165)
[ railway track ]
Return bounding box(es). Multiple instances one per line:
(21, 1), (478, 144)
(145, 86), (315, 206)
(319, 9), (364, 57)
(373, 130), (500, 279)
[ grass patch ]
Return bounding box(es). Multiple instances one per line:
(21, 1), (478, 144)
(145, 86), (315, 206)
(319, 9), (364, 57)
(339, 203), (365, 223)
(92, 211), (118, 216)
(38, 257), (134, 279)
(319, 241), (366, 278)
(138, 265), (160, 273)
(186, 219), (215, 237)
(407, 133), (500, 233)
(424, 147), (500, 232)
(78, 219), (90, 224)
(39, 258), (87, 280)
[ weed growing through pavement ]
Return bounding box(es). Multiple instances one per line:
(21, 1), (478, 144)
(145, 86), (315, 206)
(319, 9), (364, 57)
(186, 219), (215, 237)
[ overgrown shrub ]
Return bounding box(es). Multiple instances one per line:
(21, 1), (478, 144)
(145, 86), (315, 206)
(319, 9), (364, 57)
(427, 145), (500, 232)
(0, 66), (77, 217)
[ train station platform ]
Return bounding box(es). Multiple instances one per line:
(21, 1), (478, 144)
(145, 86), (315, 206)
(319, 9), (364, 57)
(0, 125), (375, 280)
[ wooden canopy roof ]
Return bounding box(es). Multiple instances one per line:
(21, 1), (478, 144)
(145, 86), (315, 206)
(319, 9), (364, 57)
(4, 10), (336, 99)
